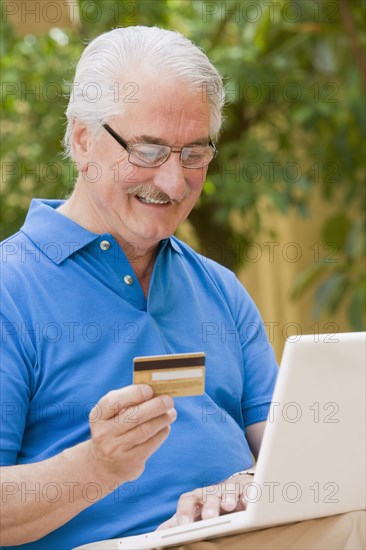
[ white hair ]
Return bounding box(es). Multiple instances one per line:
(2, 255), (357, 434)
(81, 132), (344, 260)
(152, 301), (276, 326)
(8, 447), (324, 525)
(63, 26), (224, 159)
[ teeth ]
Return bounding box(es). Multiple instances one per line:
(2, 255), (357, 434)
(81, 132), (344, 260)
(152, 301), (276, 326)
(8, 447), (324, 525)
(137, 195), (169, 205)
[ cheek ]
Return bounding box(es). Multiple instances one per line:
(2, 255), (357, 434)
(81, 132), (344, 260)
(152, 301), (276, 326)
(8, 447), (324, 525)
(186, 167), (207, 191)
(119, 164), (142, 188)
(102, 160), (147, 190)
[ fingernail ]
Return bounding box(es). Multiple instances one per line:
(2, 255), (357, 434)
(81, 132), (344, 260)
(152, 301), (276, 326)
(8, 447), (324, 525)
(168, 408), (177, 421)
(225, 497), (236, 509)
(162, 395), (174, 408)
(141, 385), (153, 398)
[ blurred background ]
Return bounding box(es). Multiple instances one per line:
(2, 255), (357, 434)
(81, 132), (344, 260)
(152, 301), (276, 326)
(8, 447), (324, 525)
(1, 0), (365, 360)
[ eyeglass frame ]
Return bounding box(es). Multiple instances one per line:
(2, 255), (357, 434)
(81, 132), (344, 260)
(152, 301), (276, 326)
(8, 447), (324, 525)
(102, 123), (218, 169)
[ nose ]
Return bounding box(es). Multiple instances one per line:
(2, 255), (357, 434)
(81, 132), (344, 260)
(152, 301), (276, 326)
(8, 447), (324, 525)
(153, 153), (189, 202)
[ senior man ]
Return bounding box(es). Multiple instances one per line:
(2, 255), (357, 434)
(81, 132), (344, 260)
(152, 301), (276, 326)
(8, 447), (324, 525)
(1, 27), (364, 550)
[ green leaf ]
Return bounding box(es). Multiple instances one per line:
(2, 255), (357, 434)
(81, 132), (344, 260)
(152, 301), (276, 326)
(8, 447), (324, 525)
(291, 263), (330, 300)
(348, 283), (366, 331)
(313, 273), (349, 317)
(346, 220), (366, 261)
(322, 214), (351, 251)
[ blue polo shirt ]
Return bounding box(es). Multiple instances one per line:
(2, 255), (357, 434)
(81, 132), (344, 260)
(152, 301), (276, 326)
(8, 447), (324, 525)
(0, 199), (278, 550)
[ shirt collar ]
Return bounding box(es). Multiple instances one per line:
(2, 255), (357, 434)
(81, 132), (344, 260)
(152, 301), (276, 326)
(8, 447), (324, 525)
(21, 198), (183, 264)
(162, 235), (183, 255)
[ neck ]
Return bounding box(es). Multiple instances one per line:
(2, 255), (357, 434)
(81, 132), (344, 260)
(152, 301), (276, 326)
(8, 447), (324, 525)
(58, 183), (160, 296)
(129, 247), (158, 280)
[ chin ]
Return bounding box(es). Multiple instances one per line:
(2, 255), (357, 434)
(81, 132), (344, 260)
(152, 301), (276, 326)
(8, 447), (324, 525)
(144, 231), (173, 244)
(139, 222), (177, 241)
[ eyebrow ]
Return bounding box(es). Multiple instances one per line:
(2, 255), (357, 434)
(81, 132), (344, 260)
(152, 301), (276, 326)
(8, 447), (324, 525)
(136, 134), (210, 147)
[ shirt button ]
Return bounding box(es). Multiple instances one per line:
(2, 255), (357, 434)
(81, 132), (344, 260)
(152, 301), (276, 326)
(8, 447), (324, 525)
(123, 274), (134, 286)
(100, 240), (111, 251)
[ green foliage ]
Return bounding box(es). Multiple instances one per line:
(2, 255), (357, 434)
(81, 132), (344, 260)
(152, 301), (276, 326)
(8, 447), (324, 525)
(292, 213), (365, 329)
(1, 0), (365, 329)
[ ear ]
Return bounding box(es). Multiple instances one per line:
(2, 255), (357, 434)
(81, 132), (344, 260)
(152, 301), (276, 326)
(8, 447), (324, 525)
(71, 121), (90, 164)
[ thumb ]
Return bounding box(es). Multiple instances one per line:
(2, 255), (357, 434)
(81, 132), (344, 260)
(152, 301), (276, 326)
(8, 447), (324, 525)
(156, 514), (178, 531)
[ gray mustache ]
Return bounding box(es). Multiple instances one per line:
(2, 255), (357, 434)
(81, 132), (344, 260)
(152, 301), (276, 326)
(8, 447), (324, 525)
(127, 183), (189, 204)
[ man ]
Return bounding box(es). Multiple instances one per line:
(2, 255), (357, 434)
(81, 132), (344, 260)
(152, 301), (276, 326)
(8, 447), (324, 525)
(0, 26), (277, 549)
(1, 26), (363, 550)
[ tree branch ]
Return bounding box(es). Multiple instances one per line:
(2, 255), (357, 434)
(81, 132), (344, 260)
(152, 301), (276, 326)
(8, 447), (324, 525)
(339, 0), (366, 92)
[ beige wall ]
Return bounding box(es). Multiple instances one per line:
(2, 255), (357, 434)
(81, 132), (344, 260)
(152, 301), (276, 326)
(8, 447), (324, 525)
(240, 192), (349, 362)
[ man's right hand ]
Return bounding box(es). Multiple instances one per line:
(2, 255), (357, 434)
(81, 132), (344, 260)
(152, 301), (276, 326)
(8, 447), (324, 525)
(88, 384), (177, 484)
(0, 384), (176, 546)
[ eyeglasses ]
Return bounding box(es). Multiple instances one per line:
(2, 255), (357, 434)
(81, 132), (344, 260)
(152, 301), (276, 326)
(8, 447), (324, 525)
(103, 123), (218, 169)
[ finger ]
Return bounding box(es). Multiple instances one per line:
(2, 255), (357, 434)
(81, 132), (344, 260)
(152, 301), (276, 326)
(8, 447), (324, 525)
(118, 409), (177, 449)
(117, 395), (175, 431)
(241, 480), (258, 510)
(176, 492), (203, 525)
(91, 385), (154, 421)
(89, 424), (173, 482)
(128, 425), (172, 473)
(200, 493), (222, 520)
(220, 480), (241, 512)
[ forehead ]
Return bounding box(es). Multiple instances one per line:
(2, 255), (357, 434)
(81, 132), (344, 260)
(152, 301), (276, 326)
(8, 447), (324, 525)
(116, 77), (210, 139)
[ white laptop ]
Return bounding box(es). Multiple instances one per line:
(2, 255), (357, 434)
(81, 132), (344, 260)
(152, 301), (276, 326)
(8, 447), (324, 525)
(75, 332), (366, 550)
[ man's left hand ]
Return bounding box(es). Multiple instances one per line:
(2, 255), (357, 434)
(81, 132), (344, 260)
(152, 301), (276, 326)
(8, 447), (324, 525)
(157, 474), (254, 529)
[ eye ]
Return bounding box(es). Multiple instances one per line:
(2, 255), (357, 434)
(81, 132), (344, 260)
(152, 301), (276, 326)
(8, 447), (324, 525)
(181, 147), (210, 165)
(132, 144), (169, 165)
(183, 148), (201, 159)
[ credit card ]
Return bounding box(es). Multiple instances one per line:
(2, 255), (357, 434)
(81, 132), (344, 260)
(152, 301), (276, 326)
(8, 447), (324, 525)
(133, 352), (205, 397)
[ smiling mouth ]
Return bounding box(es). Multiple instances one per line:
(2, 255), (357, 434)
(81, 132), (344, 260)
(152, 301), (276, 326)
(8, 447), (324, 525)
(136, 195), (171, 205)
(128, 183), (187, 206)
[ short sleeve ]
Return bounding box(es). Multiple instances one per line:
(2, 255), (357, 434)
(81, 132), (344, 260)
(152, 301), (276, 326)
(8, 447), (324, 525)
(232, 276), (278, 427)
(0, 311), (35, 465)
